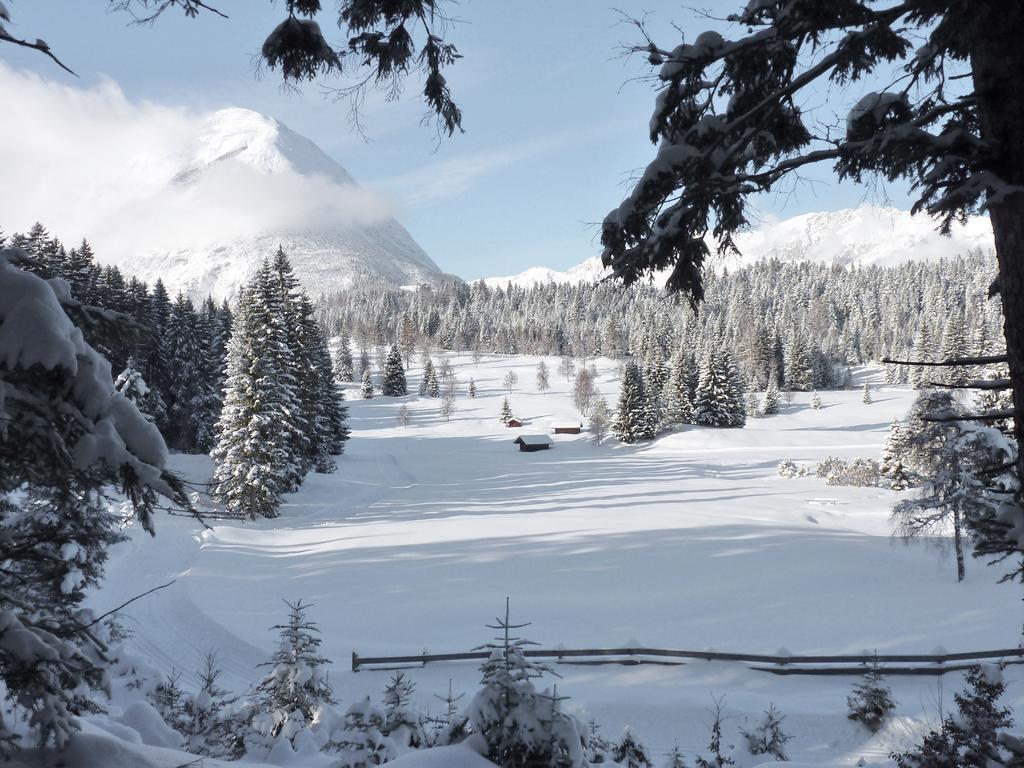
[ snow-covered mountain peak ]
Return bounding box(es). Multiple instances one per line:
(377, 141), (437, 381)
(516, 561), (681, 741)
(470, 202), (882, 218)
(181, 108), (356, 186)
(482, 205), (994, 288)
(95, 107), (443, 299)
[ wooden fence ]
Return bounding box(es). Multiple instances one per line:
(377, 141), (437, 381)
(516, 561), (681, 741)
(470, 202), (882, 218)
(351, 646), (1024, 676)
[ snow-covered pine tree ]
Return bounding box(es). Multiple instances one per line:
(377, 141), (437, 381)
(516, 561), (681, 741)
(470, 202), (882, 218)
(466, 600), (583, 768)
(810, 390), (822, 410)
(164, 293), (205, 451)
(254, 600), (334, 744)
(425, 360), (440, 397)
(334, 331), (355, 382)
(499, 397), (514, 425)
(847, 656), (896, 733)
(661, 352), (694, 429)
(536, 360), (551, 392)
(468, 378), (477, 398)
(613, 362), (657, 443)
(211, 267), (302, 519)
(862, 382), (872, 404)
(305, 308), (349, 471)
(783, 334), (813, 392)
(0, 247), (189, 751)
(760, 374), (780, 416)
(894, 392), (1016, 582)
(893, 665), (1021, 768)
(115, 356), (164, 423)
(694, 352), (744, 428)
(361, 368), (376, 399)
(584, 720), (612, 764)
(880, 420), (913, 490)
(741, 704), (789, 761)
(382, 343), (407, 396)
(613, 728), (653, 768)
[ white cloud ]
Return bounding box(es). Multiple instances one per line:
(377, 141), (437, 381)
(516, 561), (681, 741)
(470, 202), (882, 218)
(0, 63), (393, 263)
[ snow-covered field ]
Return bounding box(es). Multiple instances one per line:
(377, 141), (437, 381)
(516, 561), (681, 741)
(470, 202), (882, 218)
(90, 353), (1024, 767)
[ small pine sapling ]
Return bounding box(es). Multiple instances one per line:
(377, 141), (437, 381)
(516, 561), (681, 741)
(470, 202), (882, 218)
(151, 671), (189, 738)
(585, 719), (612, 764)
(664, 743), (689, 768)
(468, 378), (477, 398)
(695, 698), (735, 768)
(428, 680), (468, 747)
(847, 656), (896, 733)
(862, 382), (872, 404)
(254, 600), (335, 743)
(741, 703), (790, 761)
(810, 390), (822, 410)
(182, 652), (244, 759)
(467, 599), (583, 768)
(613, 727), (653, 768)
(382, 671), (423, 749)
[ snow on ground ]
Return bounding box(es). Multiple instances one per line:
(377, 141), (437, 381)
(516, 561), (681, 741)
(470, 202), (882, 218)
(92, 354), (1024, 766)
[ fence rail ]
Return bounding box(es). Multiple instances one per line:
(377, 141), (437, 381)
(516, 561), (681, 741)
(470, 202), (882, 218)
(351, 646), (1024, 676)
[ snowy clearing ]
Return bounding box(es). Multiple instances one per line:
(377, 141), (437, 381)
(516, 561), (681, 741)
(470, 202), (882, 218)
(93, 353), (1024, 766)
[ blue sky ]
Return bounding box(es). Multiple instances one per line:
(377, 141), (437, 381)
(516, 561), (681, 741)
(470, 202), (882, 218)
(2, 1), (915, 278)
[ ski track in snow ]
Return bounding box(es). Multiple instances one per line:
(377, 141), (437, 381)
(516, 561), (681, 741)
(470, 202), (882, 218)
(96, 354), (1024, 765)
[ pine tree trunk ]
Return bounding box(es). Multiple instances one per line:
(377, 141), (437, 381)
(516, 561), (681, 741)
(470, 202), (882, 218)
(954, 509), (965, 583)
(969, 2), (1024, 486)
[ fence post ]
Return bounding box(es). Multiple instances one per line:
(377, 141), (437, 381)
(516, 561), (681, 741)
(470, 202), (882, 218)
(352, 651), (359, 673)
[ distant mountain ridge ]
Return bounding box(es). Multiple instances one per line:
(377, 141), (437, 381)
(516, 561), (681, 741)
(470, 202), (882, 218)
(481, 205), (994, 288)
(99, 108), (445, 298)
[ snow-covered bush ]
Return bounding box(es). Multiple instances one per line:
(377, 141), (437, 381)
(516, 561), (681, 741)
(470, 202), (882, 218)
(325, 697), (396, 768)
(777, 460), (809, 478)
(741, 703), (790, 760)
(847, 657), (895, 733)
(816, 457), (881, 487)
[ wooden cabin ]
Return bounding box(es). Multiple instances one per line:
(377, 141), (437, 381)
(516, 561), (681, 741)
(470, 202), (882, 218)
(506, 417), (524, 428)
(552, 423), (582, 435)
(514, 435), (553, 452)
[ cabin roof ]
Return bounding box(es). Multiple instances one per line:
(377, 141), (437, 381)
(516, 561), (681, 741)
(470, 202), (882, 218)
(514, 434), (554, 446)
